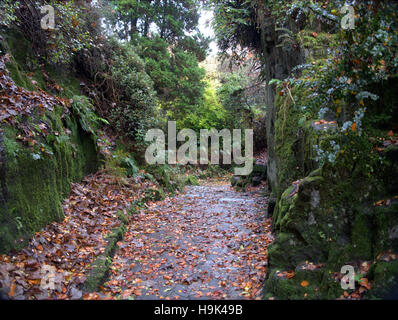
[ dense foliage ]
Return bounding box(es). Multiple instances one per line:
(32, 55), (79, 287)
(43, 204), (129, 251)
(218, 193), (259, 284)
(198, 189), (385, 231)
(211, 0), (398, 168)
(136, 36), (206, 125)
(106, 0), (200, 42)
(1, 0), (98, 64)
(108, 41), (158, 145)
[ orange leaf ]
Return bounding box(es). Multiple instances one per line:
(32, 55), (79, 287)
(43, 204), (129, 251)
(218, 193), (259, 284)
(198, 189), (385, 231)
(351, 122), (357, 132)
(9, 281), (16, 298)
(360, 278), (371, 290)
(300, 280), (309, 287)
(27, 279), (41, 285)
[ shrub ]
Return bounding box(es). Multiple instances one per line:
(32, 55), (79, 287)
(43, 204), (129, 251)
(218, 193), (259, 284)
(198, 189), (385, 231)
(108, 41), (158, 146)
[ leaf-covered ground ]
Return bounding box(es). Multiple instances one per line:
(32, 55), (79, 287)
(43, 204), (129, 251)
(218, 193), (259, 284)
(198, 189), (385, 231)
(0, 172), (157, 300)
(0, 173), (272, 300)
(93, 178), (272, 300)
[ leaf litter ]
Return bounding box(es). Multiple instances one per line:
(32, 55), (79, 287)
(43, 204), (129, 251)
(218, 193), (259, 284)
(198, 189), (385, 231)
(96, 178), (273, 300)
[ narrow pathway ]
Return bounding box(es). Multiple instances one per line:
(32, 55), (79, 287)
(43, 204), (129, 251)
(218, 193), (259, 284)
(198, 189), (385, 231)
(101, 179), (273, 300)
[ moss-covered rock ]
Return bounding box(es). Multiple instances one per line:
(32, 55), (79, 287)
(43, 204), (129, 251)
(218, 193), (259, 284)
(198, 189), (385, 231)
(265, 265), (328, 300)
(0, 115), (99, 253)
(297, 30), (337, 62)
(373, 203), (398, 255)
(273, 86), (320, 199)
(265, 78), (398, 298)
(261, 14), (398, 300)
(0, 29), (102, 253)
(369, 260), (398, 299)
(265, 159), (398, 299)
(83, 216), (128, 293)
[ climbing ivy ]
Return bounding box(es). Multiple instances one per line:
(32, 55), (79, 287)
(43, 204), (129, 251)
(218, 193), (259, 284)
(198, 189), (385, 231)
(286, 1), (398, 166)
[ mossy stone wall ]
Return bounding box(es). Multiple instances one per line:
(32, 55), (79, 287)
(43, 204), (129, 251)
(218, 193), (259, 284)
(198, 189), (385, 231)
(265, 86), (398, 299)
(0, 28), (101, 253)
(0, 118), (99, 253)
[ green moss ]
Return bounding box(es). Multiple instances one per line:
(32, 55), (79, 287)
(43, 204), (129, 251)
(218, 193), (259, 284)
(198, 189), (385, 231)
(265, 268), (324, 300)
(82, 255), (111, 292)
(5, 58), (36, 90)
(265, 163), (380, 298)
(369, 260), (398, 298)
(1, 29), (44, 91)
(1, 29), (83, 99)
(297, 30), (336, 62)
(83, 219), (127, 292)
(116, 212), (129, 226)
(0, 111), (99, 253)
(373, 203), (398, 254)
(144, 164), (186, 194)
(273, 86), (319, 198)
(144, 187), (165, 202)
(265, 159), (398, 298)
(351, 213), (373, 260)
(267, 232), (302, 270)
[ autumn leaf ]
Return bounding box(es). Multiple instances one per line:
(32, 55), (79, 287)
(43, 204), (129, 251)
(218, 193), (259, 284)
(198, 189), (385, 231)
(352, 122), (357, 132)
(300, 280), (309, 287)
(9, 281), (16, 298)
(286, 270), (295, 279)
(360, 278), (371, 290)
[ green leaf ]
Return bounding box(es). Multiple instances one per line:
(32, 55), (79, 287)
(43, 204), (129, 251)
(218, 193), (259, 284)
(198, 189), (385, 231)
(268, 79), (282, 86)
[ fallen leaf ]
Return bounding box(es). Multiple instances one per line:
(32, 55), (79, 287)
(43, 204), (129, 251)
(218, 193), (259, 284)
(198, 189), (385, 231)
(301, 280), (309, 287)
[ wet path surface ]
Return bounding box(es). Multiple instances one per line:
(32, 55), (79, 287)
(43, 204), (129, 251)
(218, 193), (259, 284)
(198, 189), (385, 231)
(102, 179), (272, 300)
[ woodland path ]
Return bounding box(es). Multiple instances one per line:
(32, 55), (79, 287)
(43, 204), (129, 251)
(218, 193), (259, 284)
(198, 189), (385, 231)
(101, 179), (272, 300)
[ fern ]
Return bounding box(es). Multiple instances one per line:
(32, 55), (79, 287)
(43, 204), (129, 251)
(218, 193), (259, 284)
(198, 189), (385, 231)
(71, 95), (109, 135)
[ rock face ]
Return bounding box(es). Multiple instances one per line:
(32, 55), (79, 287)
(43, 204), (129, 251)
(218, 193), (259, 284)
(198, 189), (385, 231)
(249, 8), (398, 298)
(266, 164), (398, 299)
(259, 21), (305, 195)
(0, 119), (99, 253)
(0, 32), (100, 253)
(262, 81), (398, 299)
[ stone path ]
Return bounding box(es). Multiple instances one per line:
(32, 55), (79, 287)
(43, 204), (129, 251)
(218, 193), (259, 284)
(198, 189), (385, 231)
(101, 179), (272, 300)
